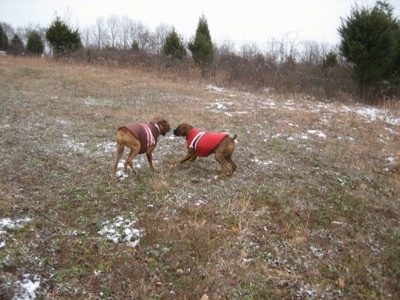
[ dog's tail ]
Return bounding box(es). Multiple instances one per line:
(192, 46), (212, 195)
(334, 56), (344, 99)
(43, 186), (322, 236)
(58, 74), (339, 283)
(119, 127), (128, 136)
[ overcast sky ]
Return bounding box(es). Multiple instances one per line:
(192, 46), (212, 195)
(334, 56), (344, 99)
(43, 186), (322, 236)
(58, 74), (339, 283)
(1, 0), (399, 46)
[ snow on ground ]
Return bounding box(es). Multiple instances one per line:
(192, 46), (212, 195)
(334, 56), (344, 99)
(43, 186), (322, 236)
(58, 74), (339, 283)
(0, 218), (42, 300)
(98, 214), (143, 249)
(1, 214), (143, 299)
(3, 89), (399, 299)
(0, 217), (31, 249)
(206, 94), (398, 146)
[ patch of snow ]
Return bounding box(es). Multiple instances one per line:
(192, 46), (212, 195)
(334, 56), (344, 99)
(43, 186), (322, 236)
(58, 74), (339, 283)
(251, 158), (273, 166)
(232, 111), (249, 114)
(84, 97), (115, 107)
(206, 84), (226, 93)
(385, 116), (400, 126)
(12, 274), (41, 300)
(114, 160), (140, 180)
(0, 217), (31, 251)
(355, 107), (380, 121)
(263, 87), (275, 94)
(355, 107), (400, 126)
(309, 246), (324, 258)
(260, 98), (277, 108)
(386, 157), (397, 163)
(288, 134), (309, 141)
(0, 217), (31, 231)
(308, 130), (327, 139)
(0, 218), (36, 298)
(338, 136), (355, 142)
(62, 135), (87, 153)
(55, 119), (70, 125)
(96, 141), (115, 154)
(213, 102), (228, 110)
(98, 215), (143, 248)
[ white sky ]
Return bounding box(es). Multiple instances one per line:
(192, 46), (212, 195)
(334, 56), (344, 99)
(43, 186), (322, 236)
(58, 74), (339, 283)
(1, 0), (399, 46)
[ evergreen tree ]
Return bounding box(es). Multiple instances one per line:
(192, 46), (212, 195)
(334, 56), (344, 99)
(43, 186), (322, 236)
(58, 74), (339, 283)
(27, 30), (44, 55)
(0, 24), (8, 51)
(188, 15), (213, 70)
(322, 51), (338, 69)
(46, 17), (81, 57)
(132, 40), (139, 51)
(11, 34), (23, 46)
(338, 1), (400, 97)
(163, 28), (186, 60)
(8, 34), (24, 55)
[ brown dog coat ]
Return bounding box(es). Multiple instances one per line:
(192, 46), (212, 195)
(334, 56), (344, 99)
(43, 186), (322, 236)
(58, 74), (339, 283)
(118, 123), (160, 154)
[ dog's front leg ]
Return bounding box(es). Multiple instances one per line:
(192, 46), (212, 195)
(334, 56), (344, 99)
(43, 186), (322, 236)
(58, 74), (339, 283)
(180, 149), (196, 164)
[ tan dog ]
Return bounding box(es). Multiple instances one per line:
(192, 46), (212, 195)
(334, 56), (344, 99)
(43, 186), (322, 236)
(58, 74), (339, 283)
(113, 118), (170, 177)
(173, 123), (237, 179)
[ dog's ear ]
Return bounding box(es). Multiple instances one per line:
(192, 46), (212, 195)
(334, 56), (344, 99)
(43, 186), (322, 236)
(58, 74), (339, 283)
(156, 118), (171, 134)
(157, 119), (167, 127)
(179, 123), (191, 133)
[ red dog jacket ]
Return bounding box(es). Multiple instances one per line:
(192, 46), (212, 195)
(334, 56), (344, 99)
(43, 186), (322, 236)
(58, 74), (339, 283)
(186, 128), (227, 157)
(118, 123), (160, 154)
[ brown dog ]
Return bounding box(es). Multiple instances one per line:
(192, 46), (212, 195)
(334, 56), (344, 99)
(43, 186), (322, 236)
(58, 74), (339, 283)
(113, 118), (170, 177)
(173, 123), (237, 179)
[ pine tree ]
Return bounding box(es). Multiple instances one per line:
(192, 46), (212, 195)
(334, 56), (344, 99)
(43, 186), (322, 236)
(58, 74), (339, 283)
(188, 15), (213, 70)
(338, 1), (400, 97)
(0, 24), (8, 51)
(8, 34), (24, 55)
(27, 30), (44, 55)
(322, 51), (338, 69)
(163, 28), (186, 60)
(46, 17), (81, 57)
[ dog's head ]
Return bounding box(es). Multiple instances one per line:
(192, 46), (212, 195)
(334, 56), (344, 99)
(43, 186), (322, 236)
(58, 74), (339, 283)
(153, 118), (171, 136)
(173, 123), (193, 137)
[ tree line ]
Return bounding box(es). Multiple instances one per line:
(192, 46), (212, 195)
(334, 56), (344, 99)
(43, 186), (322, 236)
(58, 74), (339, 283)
(1, 1), (399, 103)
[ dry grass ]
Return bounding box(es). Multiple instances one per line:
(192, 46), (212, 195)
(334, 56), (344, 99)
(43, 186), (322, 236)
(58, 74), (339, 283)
(0, 56), (399, 299)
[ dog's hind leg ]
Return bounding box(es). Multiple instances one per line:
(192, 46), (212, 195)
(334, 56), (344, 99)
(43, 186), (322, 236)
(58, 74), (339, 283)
(125, 148), (139, 174)
(124, 139), (141, 174)
(113, 143), (125, 177)
(214, 153), (229, 179)
(226, 154), (237, 176)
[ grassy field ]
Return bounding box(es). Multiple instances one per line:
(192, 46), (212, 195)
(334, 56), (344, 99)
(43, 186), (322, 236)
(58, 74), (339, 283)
(0, 56), (399, 299)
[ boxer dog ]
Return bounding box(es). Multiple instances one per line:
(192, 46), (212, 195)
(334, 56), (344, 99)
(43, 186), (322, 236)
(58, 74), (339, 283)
(173, 123), (237, 179)
(113, 118), (170, 177)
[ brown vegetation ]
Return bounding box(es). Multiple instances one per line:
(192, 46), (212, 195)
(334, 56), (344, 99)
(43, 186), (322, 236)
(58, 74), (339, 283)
(0, 56), (399, 299)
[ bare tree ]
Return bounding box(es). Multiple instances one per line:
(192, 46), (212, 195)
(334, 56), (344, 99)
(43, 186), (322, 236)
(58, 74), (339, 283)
(107, 14), (120, 48)
(149, 23), (172, 55)
(62, 5), (79, 30)
(128, 21), (149, 51)
(300, 41), (324, 65)
(215, 40), (236, 56)
(80, 27), (91, 48)
(92, 17), (107, 49)
(120, 16), (134, 49)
